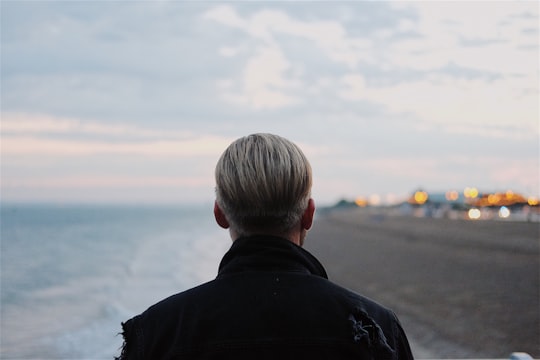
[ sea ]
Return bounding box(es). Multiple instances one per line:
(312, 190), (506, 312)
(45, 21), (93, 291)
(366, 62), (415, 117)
(1, 203), (231, 359)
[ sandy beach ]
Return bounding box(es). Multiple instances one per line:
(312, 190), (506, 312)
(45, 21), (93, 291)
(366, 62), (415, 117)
(305, 208), (539, 358)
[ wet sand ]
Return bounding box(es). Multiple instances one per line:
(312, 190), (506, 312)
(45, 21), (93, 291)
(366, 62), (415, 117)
(305, 208), (539, 358)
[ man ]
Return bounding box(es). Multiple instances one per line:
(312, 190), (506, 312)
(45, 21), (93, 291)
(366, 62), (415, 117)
(117, 133), (414, 359)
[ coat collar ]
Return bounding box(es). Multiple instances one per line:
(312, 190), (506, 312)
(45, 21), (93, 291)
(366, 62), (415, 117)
(217, 235), (328, 279)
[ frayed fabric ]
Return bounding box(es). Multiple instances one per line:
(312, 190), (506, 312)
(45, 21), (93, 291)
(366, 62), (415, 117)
(114, 322), (127, 360)
(116, 319), (141, 360)
(115, 322), (128, 360)
(349, 308), (395, 358)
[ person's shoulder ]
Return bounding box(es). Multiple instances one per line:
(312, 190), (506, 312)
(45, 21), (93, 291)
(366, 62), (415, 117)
(118, 280), (222, 359)
(321, 279), (413, 358)
(150, 279), (216, 310)
(321, 278), (398, 320)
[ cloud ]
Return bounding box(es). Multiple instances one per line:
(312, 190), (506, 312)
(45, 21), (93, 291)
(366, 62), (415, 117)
(203, 5), (245, 29)
(2, 113), (181, 138)
(1, 174), (216, 204)
(388, 2), (538, 73)
(338, 73), (538, 138)
(2, 113), (76, 133)
(218, 46), (240, 57)
(203, 1), (538, 146)
(2, 136), (230, 157)
(218, 45), (301, 109)
(204, 5), (371, 109)
(1, 113), (231, 203)
(1, 113), (234, 157)
(2, 2), (537, 203)
(2, 175), (212, 189)
(205, 5), (369, 68)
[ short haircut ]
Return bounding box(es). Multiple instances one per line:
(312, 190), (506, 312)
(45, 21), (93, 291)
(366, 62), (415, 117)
(215, 133), (312, 236)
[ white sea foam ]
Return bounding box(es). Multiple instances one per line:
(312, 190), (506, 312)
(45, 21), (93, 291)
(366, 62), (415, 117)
(1, 204), (230, 359)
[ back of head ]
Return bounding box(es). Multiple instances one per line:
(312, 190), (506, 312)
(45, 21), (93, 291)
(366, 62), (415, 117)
(215, 133), (312, 236)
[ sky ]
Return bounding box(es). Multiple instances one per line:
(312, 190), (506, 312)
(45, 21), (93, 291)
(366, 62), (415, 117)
(1, 1), (538, 206)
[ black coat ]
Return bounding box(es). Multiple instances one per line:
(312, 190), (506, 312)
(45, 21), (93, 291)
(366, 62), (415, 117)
(117, 236), (414, 360)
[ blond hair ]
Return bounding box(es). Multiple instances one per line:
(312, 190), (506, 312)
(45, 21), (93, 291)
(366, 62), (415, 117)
(215, 133), (312, 236)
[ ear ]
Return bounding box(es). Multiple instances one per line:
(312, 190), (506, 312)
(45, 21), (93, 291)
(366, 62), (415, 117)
(214, 201), (230, 229)
(301, 198), (315, 230)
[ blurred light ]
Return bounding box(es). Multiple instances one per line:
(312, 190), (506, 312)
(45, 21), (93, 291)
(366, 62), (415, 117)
(414, 191), (428, 204)
(488, 194), (500, 205)
(528, 197), (539, 206)
(464, 187), (479, 199)
(445, 190), (459, 201)
(355, 197), (368, 207)
(369, 194), (381, 206)
(468, 208), (481, 220)
(499, 206), (510, 218)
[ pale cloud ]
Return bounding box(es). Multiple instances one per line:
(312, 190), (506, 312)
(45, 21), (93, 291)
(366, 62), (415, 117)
(2, 114), (75, 133)
(339, 73), (538, 138)
(1, 113), (230, 203)
(2, 2), (538, 203)
(2, 175), (212, 189)
(205, 2), (538, 141)
(243, 8), (366, 68)
(339, 74), (368, 99)
(222, 45), (301, 109)
(203, 5), (245, 29)
(315, 153), (538, 200)
(1, 113), (234, 157)
(2, 113), (188, 139)
(218, 46), (240, 57)
(388, 2), (538, 73)
(449, 156), (539, 193)
(2, 174), (216, 204)
(2, 136), (230, 157)
(205, 5), (371, 109)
